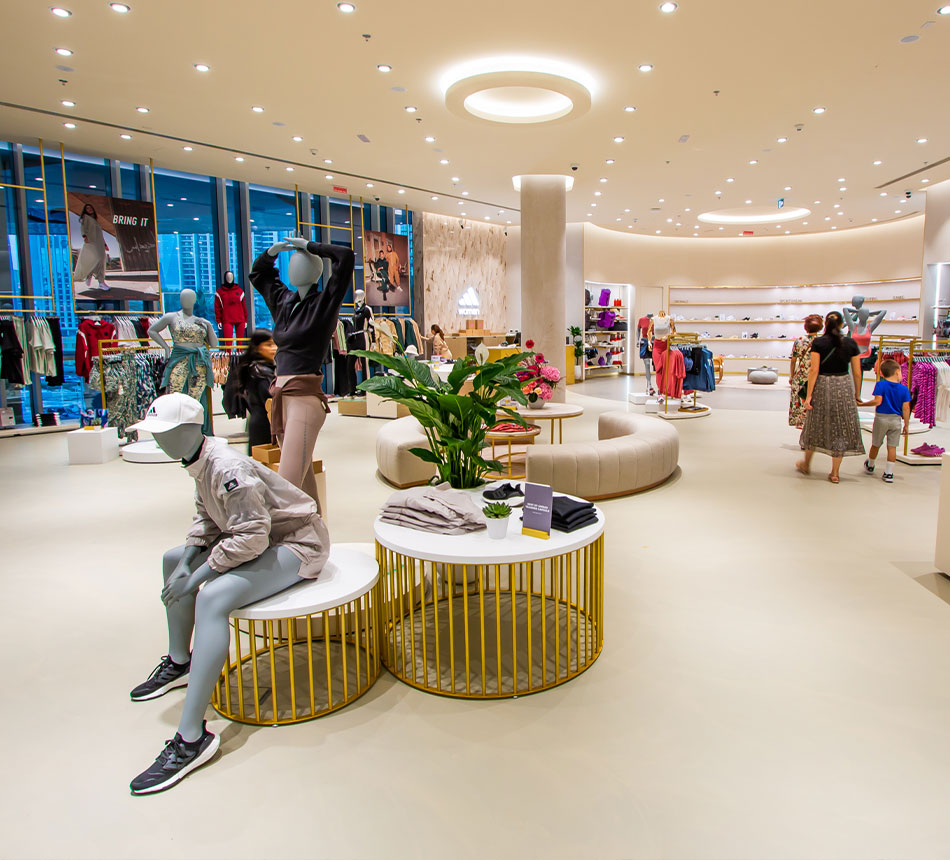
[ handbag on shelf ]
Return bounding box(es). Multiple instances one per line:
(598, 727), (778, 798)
(598, 288), (611, 307)
(598, 310), (617, 329)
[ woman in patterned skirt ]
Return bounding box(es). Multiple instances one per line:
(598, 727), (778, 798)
(788, 314), (823, 428)
(797, 311), (866, 483)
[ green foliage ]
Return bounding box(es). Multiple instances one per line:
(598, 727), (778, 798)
(568, 325), (584, 359)
(352, 349), (533, 489)
(482, 502), (513, 519)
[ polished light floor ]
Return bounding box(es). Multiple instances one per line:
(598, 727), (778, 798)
(1, 387), (949, 860)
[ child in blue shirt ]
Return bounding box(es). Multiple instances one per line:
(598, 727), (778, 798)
(862, 359), (911, 483)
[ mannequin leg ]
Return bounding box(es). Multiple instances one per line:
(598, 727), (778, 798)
(277, 395), (326, 504)
(176, 546), (303, 741)
(222, 322), (234, 342)
(345, 354), (359, 394)
(235, 322), (246, 340)
(643, 358), (653, 391)
(162, 544), (210, 664)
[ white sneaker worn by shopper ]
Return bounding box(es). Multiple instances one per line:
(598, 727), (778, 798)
(863, 459), (875, 474)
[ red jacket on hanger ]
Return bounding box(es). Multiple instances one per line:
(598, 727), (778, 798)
(75, 318), (117, 381)
(214, 283), (247, 328)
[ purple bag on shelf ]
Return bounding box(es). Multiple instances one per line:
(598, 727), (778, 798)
(598, 288), (611, 306)
(598, 310), (617, 329)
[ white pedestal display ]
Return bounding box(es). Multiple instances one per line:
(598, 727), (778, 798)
(935, 454), (950, 575)
(67, 427), (119, 464)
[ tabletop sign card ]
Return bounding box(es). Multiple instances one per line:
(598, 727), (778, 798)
(522, 482), (553, 539)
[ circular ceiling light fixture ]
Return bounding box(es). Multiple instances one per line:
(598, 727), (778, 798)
(194, 63), (210, 72)
(638, 63), (654, 72)
(51, 6), (71, 16)
(136, 106), (149, 113)
(251, 105), (264, 113)
(404, 105), (417, 113)
(337, 2), (356, 11)
(55, 47), (73, 56)
(425, 135), (435, 142)
(624, 106), (636, 112)
(873, 160), (882, 165)
(235, 156), (245, 162)
(61, 99), (75, 107)
(292, 135), (303, 142)
(659, 2), (678, 12)
(777, 137), (788, 143)
(699, 206), (810, 225)
(613, 136), (624, 143)
(441, 56), (595, 125)
(917, 137), (928, 143)
(606, 159), (615, 164)
(377, 64), (392, 73)
(812, 106), (826, 114)
(182, 145), (193, 151)
(63, 122), (76, 129)
(109, 3), (131, 12)
(939, 4), (950, 13)
(120, 133), (132, 140)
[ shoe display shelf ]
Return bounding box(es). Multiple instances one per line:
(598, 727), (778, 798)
(584, 281), (633, 376)
(668, 278), (921, 377)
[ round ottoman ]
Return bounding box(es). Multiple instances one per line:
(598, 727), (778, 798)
(747, 367), (779, 385)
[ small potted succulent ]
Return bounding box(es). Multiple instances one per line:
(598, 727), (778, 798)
(482, 502), (513, 539)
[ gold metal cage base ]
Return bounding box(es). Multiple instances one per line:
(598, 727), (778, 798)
(211, 592), (380, 726)
(376, 535), (604, 698)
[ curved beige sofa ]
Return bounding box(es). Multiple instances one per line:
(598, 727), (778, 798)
(525, 410), (679, 500)
(376, 416), (437, 488)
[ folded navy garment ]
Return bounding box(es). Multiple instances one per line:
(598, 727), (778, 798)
(552, 497), (595, 519)
(552, 514), (599, 533)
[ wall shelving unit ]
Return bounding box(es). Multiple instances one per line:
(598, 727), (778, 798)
(667, 278), (920, 375)
(583, 281), (633, 377)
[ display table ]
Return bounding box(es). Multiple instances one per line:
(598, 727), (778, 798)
(374, 495), (605, 699)
(211, 544), (380, 726)
(485, 424), (541, 479)
(67, 426), (119, 464)
(510, 402), (584, 443)
(936, 454), (950, 575)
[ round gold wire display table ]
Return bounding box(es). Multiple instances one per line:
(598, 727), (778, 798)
(211, 545), (381, 726)
(374, 502), (604, 698)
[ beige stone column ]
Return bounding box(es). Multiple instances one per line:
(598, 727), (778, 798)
(520, 175), (568, 402)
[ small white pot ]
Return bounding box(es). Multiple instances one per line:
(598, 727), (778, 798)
(485, 517), (510, 539)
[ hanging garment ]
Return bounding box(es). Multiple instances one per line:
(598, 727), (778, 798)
(160, 311), (214, 435)
(45, 317), (65, 386)
(659, 348), (686, 398)
(375, 318), (398, 356)
(75, 318), (117, 382)
(12, 317), (32, 378)
(28, 318), (56, 377)
(908, 362), (938, 428)
(0, 319), (25, 384)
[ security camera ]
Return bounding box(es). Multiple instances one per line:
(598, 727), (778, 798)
(310, 149), (318, 156)
(794, 123), (804, 132)
(570, 163), (579, 171)
(373, 196), (380, 202)
(904, 190), (913, 199)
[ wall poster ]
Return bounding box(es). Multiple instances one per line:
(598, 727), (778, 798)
(362, 229), (409, 308)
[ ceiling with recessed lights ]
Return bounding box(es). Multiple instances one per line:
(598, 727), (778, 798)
(1, 0), (949, 237)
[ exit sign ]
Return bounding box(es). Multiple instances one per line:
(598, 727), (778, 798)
(332, 185), (348, 194)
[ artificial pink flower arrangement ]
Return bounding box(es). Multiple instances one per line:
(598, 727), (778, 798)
(515, 348), (561, 402)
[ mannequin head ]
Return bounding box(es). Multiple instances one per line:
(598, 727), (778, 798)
(657, 309), (667, 318)
(288, 249), (324, 290)
(354, 289), (366, 305)
(851, 295), (865, 308)
(152, 423), (204, 461)
(180, 289), (197, 314)
(224, 271), (234, 285)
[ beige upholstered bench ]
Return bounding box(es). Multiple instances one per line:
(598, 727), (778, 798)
(525, 410), (679, 500)
(376, 416), (437, 488)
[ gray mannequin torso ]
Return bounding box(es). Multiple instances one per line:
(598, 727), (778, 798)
(843, 294), (886, 336)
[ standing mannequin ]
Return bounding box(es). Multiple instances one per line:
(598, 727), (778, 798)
(149, 289), (217, 436)
(249, 237), (354, 504)
(214, 271), (247, 343)
(843, 295), (887, 369)
(346, 288), (374, 395)
(126, 393), (329, 794)
(73, 202), (110, 291)
(649, 310), (674, 393)
(637, 313), (654, 394)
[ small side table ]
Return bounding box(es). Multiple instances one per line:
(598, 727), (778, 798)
(485, 424), (541, 479)
(67, 426), (119, 464)
(509, 403), (584, 444)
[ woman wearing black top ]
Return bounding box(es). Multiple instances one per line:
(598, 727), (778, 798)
(797, 311), (866, 483)
(237, 330), (277, 454)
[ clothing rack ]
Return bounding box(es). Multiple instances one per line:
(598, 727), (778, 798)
(661, 331), (703, 414)
(906, 338), (950, 455)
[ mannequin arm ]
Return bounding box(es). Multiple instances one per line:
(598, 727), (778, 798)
(203, 319), (219, 349)
(842, 307), (857, 333)
(148, 313), (176, 357)
(249, 243), (295, 312)
(867, 309), (887, 333)
(204, 475), (272, 573)
(214, 292), (223, 328)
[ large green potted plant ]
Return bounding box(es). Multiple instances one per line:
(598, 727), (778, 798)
(351, 349), (532, 489)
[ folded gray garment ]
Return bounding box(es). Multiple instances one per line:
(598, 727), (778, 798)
(380, 512), (486, 535)
(382, 483), (487, 530)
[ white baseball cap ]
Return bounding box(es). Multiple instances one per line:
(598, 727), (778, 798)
(129, 393), (205, 434)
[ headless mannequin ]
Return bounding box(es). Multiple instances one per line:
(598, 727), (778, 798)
(215, 271), (247, 342)
(149, 290), (218, 434)
(843, 294), (886, 360)
(638, 312), (654, 392)
(150, 423), (304, 744)
(649, 310), (674, 395)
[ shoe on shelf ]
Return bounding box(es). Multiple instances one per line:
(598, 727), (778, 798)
(742, 316), (751, 321)
(130, 655), (190, 702)
(883, 472), (894, 483)
(483, 483), (525, 505)
(130, 722), (220, 795)
(863, 459), (875, 474)
(750, 333), (759, 339)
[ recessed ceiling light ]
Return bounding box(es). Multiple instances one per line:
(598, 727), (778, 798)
(89, 185), (96, 189)
(836, 177), (846, 182)
(837, 211), (844, 215)
(460, 212), (466, 216)
(660, 1), (678, 11)
(235, 156), (244, 162)
(599, 177), (607, 183)
(193, 217), (199, 221)
(377, 64), (392, 73)
(591, 203), (597, 207)
(873, 160), (882, 165)
(922, 178), (930, 183)
(484, 216), (491, 220)
(840, 187), (847, 191)
(719, 227), (724, 231)
(624, 208), (631, 212)
(895, 209), (902, 213)
(366, 183), (374, 188)
(606, 159), (615, 164)
(120, 133), (132, 140)
(613, 136), (625, 143)
(324, 159), (332, 164)
(405, 106), (417, 113)
(616, 218), (622, 222)
(61, 99), (75, 107)
(832, 226), (837, 230)
(55, 47), (73, 56)
(715, 190), (722, 195)
(51, 7), (71, 17)
(182, 145), (192, 151)
(693, 233), (699, 237)
(251, 105), (264, 113)
(624, 106), (636, 112)
(745, 199), (752, 204)
(325, 174), (333, 180)
(440, 159), (449, 165)
(726, 177), (734, 183)
(785, 230), (790, 234)
(833, 203), (840, 208)
(939, 4), (950, 14)
(458, 201), (464, 205)
(180, 197), (187, 201)
(462, 191), (469, 196)
(337, 2), (356, 11)
(784, 186), (792, 191)
(917, 137), (928, 144)
(110, 3), (130, 12)
(812, 106), (826, 114)
(881, 192), (888, 196)
(431, 195), (438, 200)
(825, 216), (831, 220)
(292, 135), (303, 142)
(748, 160), (758, 165)
(451, 176), (460, 182)
(638, 64), (654, 72)
(814, 200), (821, 204)
(593, 192), (602, 198)
(803, 221), (808, 225)
(656, 230), (661, 234)
(136, 106), (149, 113)
(63, 122), (75, 129)
(777, 137), (788, 143)
(586, 213), (592, 217)
(285, 167), (294, 172)
(166, 203), (174, 207)
(666, 217), (673, 223)
(425, 136), (435, 142)
(194, 63), (210, 72)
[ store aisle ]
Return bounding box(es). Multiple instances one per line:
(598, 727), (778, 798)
(1, 404), (949, 860)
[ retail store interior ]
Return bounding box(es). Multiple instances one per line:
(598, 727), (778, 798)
(2, 2), (950, 858)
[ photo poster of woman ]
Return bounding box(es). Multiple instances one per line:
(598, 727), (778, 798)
(67, 192), (160, 306)
(362, 230), (409, 308)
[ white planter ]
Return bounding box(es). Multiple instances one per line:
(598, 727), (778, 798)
(527, 398), (546, 410)
(485, 517), (510, 539)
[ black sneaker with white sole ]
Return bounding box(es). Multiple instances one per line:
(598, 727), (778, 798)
(130, 722), (219, 795)
(130, 655), (190, 701)
(863, 459), (875, 474)
(883, 472), (894, 483)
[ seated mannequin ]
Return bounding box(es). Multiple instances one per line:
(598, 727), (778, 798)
(126, 393), (330, 795)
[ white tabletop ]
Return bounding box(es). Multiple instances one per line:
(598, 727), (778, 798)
(230, 545), (379, 620)
(512, 403), (584, 420)
(374, 486), (604, 564)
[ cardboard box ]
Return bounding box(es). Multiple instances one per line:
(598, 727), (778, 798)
(265, 459), (323, 475)
(337, 397), (368, 417)
(251, 443), (282, 465)
(465, 319), (484, 330)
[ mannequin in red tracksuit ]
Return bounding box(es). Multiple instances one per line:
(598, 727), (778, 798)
(214, 271), (247, 342)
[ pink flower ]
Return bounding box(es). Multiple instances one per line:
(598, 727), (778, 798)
(524, 339), (535, 349)
(538, 382), (553, 400)
(540, 365), (561, 382)
(523, 380), (537, 393)
(535, 353), (545, 364)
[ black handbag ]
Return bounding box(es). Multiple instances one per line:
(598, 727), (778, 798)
(798, 348), (834, 400)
